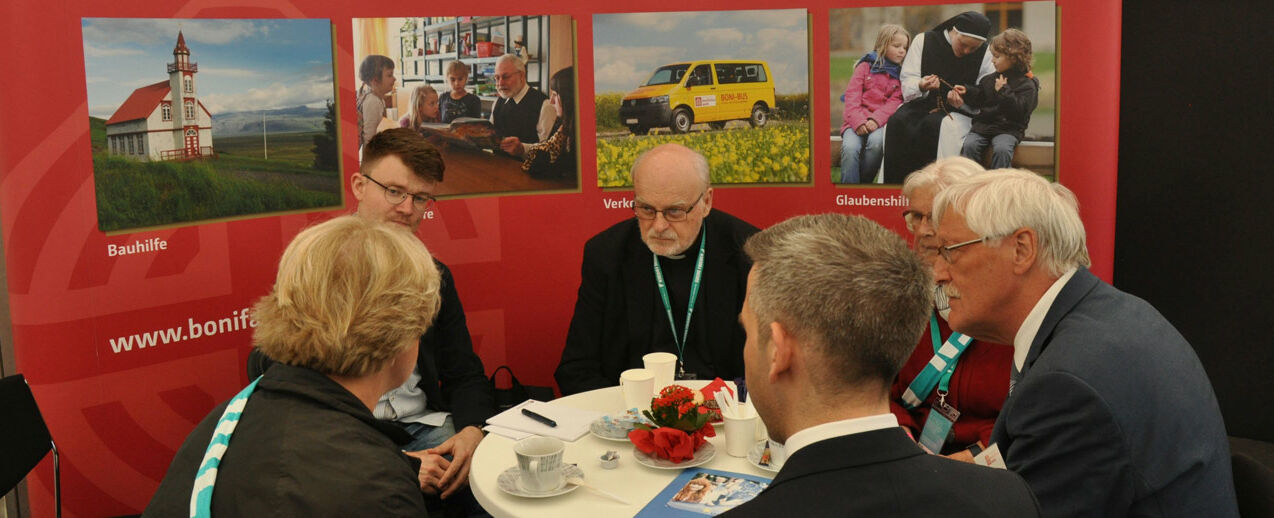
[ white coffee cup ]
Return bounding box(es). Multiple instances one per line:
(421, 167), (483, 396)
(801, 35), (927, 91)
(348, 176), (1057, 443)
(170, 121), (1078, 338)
(723, 407), (759, 457)
(514, 436), (564, 493)
(619, 368), (655, 411)
(642, 352), (677, 394)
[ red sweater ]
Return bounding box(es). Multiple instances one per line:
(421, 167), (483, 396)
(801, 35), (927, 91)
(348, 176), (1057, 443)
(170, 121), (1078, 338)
(889, 316), (1012, 452)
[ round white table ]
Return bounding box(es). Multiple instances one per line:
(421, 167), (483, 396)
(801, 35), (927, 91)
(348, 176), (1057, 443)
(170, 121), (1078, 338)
(471, 383), (774, 517)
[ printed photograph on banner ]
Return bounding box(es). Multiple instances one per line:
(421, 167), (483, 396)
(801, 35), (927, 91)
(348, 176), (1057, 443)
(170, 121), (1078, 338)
(829, 3), (1057, 185)
(593, 9), (811, 187)
(353, 16), (578, 197)
(82, 18), (341, 233)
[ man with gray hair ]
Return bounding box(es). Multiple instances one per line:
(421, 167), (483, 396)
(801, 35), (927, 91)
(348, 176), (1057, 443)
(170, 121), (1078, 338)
(725, 214), (1038, 516)
(556, 143), (758, 395)
(889, 157), (1015, 460)
(491, 54), (555, 155)
(932, 169), (1237, 516)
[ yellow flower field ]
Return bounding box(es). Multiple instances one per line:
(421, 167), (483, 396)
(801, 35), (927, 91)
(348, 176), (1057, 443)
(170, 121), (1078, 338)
(596, 124), (811, 187)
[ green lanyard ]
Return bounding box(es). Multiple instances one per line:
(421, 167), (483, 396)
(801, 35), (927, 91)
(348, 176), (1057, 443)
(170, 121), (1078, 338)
(652, 226), (706, 377)
(900, 313), (973, 409)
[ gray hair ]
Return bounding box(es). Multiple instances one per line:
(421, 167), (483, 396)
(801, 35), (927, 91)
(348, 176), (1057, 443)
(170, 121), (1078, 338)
(496, 53), (526, 74)
(744, 214), (933, 392)
(901, 156), (985, 198)
(933, 169), (1091, 276)
(630, 143), (711, 187)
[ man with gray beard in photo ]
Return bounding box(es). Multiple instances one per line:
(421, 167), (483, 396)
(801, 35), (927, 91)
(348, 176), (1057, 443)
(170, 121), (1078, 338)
(556, 143), (759, 395)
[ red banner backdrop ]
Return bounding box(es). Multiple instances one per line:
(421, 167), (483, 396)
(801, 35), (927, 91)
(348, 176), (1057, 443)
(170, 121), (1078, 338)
(0, 0), (1119, 514)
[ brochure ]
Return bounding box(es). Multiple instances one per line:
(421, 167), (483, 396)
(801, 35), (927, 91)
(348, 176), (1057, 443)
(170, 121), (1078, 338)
(635, 468), (772, 517)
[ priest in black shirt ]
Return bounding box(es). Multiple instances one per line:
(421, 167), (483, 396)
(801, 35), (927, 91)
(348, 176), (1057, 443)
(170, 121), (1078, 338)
(556, 143), (759, 395)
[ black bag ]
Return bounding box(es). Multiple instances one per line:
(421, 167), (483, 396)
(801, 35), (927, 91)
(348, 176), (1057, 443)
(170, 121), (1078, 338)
(489, 365), (555, 410)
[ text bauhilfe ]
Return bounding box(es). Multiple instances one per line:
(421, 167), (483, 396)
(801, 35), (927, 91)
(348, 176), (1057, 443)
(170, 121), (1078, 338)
(107, 237), (168, 257)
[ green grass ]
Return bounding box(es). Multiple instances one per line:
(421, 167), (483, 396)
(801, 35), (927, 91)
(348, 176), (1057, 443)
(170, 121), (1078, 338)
(215, 132), (323, 168)
(93, 152), (340, 232)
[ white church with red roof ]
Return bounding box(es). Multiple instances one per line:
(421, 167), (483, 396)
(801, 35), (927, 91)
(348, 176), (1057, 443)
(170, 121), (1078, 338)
(105, 31), (214, 161)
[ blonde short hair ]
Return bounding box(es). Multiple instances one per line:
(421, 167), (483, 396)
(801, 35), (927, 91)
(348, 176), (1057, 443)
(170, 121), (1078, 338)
(252, 215), (441, 377)
(446, 60), (470, 78)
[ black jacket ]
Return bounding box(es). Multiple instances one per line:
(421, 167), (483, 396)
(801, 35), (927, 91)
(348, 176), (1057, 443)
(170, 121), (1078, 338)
(724, 427), (1039, 517)
(144, 364), (427, 516)
(248, 260), (495, 431)
(964, 69), (1040, 140)
(555, 210), (758, 395)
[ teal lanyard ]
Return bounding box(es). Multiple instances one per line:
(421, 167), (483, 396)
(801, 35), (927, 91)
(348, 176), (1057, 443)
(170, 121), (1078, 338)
(190, 376), (262, 517)
(652, 226), (707, 376)
(901, 313), (973, 410)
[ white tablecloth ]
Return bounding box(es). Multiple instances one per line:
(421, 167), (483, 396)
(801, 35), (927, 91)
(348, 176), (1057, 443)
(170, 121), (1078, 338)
(471, 382), (774, 517)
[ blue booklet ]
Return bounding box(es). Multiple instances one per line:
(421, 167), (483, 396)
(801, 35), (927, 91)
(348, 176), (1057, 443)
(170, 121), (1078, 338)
(635, 468), (773, 517)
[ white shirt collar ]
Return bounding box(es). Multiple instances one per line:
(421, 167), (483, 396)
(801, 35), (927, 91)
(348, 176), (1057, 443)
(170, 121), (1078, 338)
(782, 413), (898, 458)
(508, 81), (530, 104)
(1012, 267), (1078, 370)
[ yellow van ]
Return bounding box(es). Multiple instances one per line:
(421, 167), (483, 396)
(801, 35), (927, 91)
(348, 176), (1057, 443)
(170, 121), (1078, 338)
(619, 60), (775, 134)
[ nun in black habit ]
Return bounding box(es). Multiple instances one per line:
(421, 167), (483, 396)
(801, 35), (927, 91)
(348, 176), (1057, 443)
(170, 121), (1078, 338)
(882, 11), (995, 184)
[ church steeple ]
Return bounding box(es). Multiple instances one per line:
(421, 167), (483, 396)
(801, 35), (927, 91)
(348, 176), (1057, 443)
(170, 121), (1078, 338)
(168, 31), (196, 73)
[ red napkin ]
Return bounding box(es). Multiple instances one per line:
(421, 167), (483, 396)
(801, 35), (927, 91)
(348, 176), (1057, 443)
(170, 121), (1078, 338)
(699, 377), (734, 400)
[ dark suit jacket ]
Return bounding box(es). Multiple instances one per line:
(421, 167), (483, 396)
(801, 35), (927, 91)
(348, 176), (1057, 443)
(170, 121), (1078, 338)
(991, 268), (1238, 517)
(554, 210), (758, 395)
(248, 260), (495, 431)
(724, 427), (1039, 517)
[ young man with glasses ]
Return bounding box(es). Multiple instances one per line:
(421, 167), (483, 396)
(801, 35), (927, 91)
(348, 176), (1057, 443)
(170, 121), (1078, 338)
(249, 128), (495, 513)
(931, 169), (1237, 517)
(555, 143), (759, 395)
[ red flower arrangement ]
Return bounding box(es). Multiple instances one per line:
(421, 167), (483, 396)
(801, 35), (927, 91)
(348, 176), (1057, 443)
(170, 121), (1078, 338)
(628, 385), (716, 463)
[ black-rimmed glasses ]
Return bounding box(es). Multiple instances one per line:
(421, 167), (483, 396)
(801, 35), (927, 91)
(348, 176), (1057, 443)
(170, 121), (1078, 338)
(363, 174), (436, 212)
(633, 192), (704, 222)
(937, 237), (986, 263)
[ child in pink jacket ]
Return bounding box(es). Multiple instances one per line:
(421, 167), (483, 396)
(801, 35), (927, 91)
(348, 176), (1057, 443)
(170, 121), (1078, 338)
(840, 24), (909, 183)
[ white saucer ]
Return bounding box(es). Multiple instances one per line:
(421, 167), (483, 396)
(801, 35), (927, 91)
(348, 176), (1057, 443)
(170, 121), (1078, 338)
(633, 441), (716, 469)
(496, 464), (585, 498)
(589, 413), (652, 441)
(747, 440), (781, 473)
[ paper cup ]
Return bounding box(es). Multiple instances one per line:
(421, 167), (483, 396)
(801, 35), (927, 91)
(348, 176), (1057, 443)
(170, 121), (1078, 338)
(619, 368), (655, 411)
(642, 352), (677, 394)
(723, 410), (759, 457)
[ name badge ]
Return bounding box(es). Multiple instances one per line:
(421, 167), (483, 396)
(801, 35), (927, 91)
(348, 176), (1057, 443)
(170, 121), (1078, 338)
(974, 443), (1006, 469)
(918, 398), (960, 455)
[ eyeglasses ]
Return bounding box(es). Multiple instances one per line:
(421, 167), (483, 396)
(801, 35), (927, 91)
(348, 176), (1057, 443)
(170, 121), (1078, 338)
(633, 192), (705, 222)
(362, 174), (436, 212)
(902, 209), (931, 232)
(937, 237), (986, 264)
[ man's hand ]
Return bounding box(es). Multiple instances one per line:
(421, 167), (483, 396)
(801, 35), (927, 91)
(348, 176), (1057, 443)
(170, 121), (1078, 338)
(404, 450), (452, 495)
(944, 449), (976, 463)
(499, 136), (523, 156)
(994, 74), (1008, 92)
(426, 426), (485, 499)
(919, 74), (941, 92)
(946, 89), (964, 109)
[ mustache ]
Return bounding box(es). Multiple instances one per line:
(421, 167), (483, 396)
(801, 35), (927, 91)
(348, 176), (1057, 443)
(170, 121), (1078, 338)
(647, 229), (678, 241)
(941, 284), (961, 301)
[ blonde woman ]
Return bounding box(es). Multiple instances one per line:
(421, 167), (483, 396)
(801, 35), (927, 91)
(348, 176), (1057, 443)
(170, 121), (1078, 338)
(145, 216), (441, 516)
